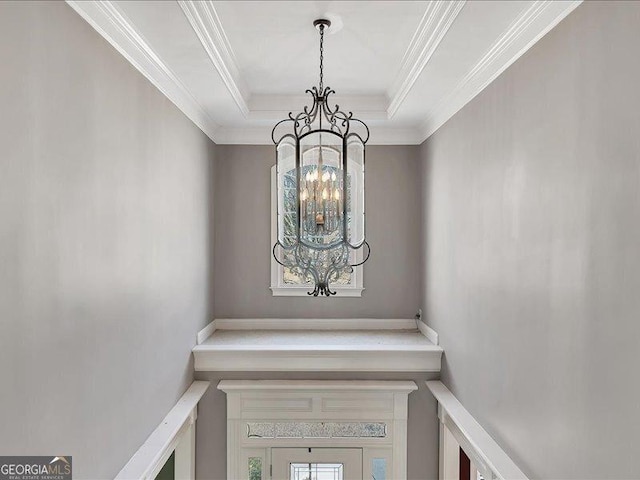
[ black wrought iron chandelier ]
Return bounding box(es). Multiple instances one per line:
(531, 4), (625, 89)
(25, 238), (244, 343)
(272, 18), (370, 297)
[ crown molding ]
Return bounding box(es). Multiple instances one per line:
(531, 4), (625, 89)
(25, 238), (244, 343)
(419, 0), (582, 142)
(387, 0), (466, 119)
(178, 0), (250, 117)
(67, 0), (582, 147)
(65, 0), (221, 143)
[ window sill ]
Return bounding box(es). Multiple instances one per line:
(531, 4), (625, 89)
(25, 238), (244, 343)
(270, 286), (364, 297)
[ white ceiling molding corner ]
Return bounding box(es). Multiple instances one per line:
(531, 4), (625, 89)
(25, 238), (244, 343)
(65, 0), (220, 143)
(386, 0), (466, 119)
(177, 0), (250, 117)
(419, 0), (582, 143)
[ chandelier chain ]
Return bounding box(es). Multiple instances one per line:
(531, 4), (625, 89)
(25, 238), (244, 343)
(319, 24), (324, 92)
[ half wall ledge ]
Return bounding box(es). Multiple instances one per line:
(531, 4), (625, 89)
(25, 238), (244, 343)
(192, 318), (442, 372)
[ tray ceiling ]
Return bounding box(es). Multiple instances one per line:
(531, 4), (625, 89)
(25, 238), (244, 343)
(67, 0), (581, 144)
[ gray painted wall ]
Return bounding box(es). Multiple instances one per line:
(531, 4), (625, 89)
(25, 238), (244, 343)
(213, 144), (422, 319)
(420, 2), (640, 478)
(0, 3), (216, 478)
(194, 372), (439, 480)
(205, 145), (434, 478)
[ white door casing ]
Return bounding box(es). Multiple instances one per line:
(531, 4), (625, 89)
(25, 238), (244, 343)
(217, 380), (417, 480)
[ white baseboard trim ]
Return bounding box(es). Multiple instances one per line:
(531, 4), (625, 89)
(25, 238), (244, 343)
(196, 320), (216, 345)
(417, 320), (439, 345)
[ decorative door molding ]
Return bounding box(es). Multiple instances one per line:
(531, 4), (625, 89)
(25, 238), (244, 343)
(218, 380), (418, 480)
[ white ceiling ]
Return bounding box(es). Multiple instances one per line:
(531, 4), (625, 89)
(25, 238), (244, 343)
(214, 1), (428, 96)
(67, 0), (581, 144)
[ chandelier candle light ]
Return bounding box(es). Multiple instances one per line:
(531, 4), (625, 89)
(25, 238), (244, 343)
(272, 18), (370, 296)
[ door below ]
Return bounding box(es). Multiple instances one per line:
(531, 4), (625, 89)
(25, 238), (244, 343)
(271, 448), (363, 480)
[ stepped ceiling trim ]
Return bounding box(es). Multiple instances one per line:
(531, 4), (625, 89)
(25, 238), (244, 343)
(420, 0), (582, 140)
(178, 0), (250, 117)
(66, 0), (221, 140)
(66, 1), (582, 145)
(387, 0), (466, 118)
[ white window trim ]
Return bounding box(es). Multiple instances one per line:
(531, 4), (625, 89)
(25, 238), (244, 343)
(270, 165), (364, 297)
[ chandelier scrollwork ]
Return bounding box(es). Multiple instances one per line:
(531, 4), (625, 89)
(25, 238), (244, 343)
(272, 19), (371, 297)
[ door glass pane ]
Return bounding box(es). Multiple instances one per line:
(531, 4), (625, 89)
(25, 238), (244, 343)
(290, 463), (343, 480)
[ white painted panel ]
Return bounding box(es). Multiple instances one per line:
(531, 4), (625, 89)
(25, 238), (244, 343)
(220, 381), (416, 480)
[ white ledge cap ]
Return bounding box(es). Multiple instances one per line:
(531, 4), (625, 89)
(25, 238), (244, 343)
(217, 380), (418, 393)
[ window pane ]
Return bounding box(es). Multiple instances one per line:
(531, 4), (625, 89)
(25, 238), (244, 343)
(346, 136), (365, 246)
(246, 422), (385, 439)
(275, 422), (331, 438)
(278, 164), (356, 287)
(361, 423), (387, 437)
(299, 134), (344, 247)
(247, 423), (275, 438)
(330, 422), (386, 438)
(276, 139), (297, 247)
(372, 458), (386, 480)
(248, 457), (262, 480)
